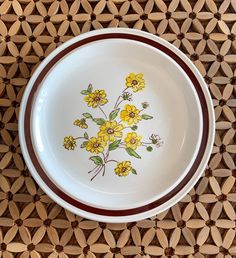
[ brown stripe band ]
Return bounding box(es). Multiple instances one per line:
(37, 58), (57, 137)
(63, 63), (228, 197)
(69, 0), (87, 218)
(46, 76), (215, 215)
(24, 33), (209, 216)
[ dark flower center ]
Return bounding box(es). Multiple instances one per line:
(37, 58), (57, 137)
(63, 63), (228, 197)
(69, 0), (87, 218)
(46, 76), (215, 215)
(122, 167), (127, 172)
(55, 245), (63, 252)
(19, 15), (25, 21)
(94, 97), (101, 102)
(132, 80), (138, 85)
(44, 219), (51, 226)
(107, 128), (114, 134)
(71, 221), (78, 228)
(165, 247), (174, 256)
(28, 244), (35, 251)
(130, 139), (136, 144)
(15, 219), (23, 226)
(10, 145), (16, 153)
(93, 143), (100, 148)
(34, 194), (40, 202)
(1, 243), (7, 251)
(129, 112), (135, 118)
(83, 246), (89, 254)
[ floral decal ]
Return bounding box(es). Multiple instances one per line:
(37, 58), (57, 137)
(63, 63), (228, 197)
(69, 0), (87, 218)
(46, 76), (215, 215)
(63, 73), (163, 181)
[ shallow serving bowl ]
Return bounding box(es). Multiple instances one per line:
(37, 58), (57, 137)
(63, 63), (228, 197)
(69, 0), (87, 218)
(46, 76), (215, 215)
(19, 28), (215, 222)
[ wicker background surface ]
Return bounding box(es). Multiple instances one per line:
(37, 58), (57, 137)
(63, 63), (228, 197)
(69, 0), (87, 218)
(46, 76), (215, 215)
(0, 0), (236, 257)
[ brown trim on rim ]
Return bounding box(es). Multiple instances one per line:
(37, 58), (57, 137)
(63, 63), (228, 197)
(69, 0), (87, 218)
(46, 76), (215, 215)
(24, 33), (209, 216)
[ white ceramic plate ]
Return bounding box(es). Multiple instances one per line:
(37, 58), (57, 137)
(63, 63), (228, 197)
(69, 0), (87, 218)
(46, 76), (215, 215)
(19, 28), (215, 222)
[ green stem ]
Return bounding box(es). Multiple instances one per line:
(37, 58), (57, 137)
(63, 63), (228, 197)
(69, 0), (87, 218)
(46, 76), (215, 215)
(102, 152), (106, 162)
(122, 87), (128, 93)
(88, 165), (99, 174)
(90, 151), (108, 180)
(102, 165), (106, 176)
(141, 141), (152, 145)
(106, 160), (118, 164)
(90, 165), (104, 181)
(114, 96), (121, 109)
(116, 99), (124, 108)
(105, 145), (110, 161)
(114, 87), (129, 109)
(118, 146), (126, 149)
(98, 106), (107, 119)
(74, 136), (86, 140)
(123, 126), (132, 130)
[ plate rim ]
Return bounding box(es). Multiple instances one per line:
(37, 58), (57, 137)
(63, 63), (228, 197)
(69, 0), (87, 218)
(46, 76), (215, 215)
(26, 33), (208, 212)
(31, 34), (203, 210)
(19, 28), (215, 222)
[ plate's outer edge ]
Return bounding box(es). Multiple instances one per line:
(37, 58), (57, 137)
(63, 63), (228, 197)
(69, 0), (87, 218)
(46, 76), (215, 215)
(19, 28), (215, 223)
(26, 33), (207, 212)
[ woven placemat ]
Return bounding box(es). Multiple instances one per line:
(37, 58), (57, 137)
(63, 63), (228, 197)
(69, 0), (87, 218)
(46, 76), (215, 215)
(0, 0), (235, 257)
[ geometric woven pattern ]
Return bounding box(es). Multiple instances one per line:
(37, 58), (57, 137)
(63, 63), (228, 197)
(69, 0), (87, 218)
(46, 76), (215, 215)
(0, 0), (235, 256)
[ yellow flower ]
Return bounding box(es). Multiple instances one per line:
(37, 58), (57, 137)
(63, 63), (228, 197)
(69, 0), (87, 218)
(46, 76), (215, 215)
(125, 73), (145, 92)
(98, 121), (124, 142)
(124, 132), (142, 150)
(114, 161), (132, 177)
(84, 90), (108, 108)
(86, 137), (106, 154)
(63, 136), (76, 150)
(73, 118), (88, 129)
(120, 104), (142, 125)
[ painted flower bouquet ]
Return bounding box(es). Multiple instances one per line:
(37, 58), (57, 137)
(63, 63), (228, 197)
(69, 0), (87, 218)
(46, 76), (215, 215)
(63, 73), (163, 181)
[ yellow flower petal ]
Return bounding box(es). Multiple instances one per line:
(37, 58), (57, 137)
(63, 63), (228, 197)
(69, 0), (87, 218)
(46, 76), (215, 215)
(129, 73), (135, 79)
(111, 121), (116, 127)
(136, 73), (143, 78)
(126, 104), (132, 111)
(114, 131), (122, 137)
(115, 124), (124, 131)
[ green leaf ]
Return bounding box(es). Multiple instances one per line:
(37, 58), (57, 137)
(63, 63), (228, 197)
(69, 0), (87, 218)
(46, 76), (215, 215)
(131, 168), (137, 175)
(80, 141), (88, 148)
(81, 90), (89, 95)
(146, 146), (153, 152)
(125, 148), (141, 159)
(108, 140), (121, 151)
(109, 108), (120, 120)
(141, 114), (153, 120)
(87, 83), (93, 93)
(84, 132), (89, 139)
(82, 113), (92, 119)
(131, 125), (138, 131)
(93, 118), (106, 125)
(90, 156), (103, 165)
